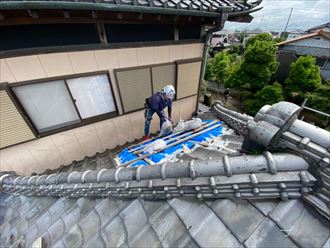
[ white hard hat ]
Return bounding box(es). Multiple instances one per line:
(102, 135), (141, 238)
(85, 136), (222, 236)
(162, 85), (175, 99)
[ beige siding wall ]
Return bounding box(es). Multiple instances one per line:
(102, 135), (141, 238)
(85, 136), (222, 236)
(0, 90), (36, 148)
(0, 95), (197, 176)
(0, 43), (202, 175)
(177, 61), (202, 99)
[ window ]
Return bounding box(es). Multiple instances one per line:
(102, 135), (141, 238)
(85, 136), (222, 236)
(115, 63), (177, 113)
(67, 75), (116, 119)
(12, 74), (117, 134)
(13, 80), (80, 133)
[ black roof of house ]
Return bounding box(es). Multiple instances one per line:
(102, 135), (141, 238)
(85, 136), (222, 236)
(0, 0), (263, 19)
(306, 22), (330, 33)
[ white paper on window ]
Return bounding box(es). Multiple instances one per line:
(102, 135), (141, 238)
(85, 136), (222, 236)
(13, 80), (80, 133)
(67, 74), (116, 119)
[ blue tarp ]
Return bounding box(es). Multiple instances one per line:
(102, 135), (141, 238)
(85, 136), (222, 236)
(117, 120), (223, 167)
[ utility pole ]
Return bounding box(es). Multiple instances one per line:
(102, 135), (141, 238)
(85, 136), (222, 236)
(283, 8), (293, 37)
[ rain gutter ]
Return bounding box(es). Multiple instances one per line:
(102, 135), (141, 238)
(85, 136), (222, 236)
(195, 12), (228, 112)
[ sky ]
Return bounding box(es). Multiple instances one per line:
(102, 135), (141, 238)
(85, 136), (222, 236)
(224, 0), (330, 32)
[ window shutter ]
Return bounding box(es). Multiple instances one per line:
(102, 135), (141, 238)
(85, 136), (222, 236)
(0, 90), (35, 148)
(116, 68), (152, 113)
(151, 64), (176, 93)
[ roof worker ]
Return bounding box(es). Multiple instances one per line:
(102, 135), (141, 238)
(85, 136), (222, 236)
(143, 85), (175, 141)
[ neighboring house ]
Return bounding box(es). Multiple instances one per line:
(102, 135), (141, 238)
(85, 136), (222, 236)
(286, 29), (306, 40)
(276, 30), (330, 81)
(306, 22), (330, 33)
(0, 0), (261, 176)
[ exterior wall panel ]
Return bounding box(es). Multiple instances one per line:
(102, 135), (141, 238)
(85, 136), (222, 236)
(169, 45), (184, 61)
(73, 124), (105, 157)
(0, 59), (16, 83)
(0, 144), (43, 175)
(281, 45), (330, 58)
(177, 61), (202, 99)
(38, 53), (74, 77)
(137, 47), (155, 66)
(50, 130), (85, 165)
(117, 48), (138, 68)
(0, 90), (36, 148)
(93, 118), (120, 150)
(68, 51), (98, 73)
(154, 46), (170, 63)
(6, 55), (46, 81)
(24, 136), (65, 171)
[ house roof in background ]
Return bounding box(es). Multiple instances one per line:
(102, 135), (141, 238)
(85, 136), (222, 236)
(245, 28), (265, 34)
(277, 30), (330, 46)
(306, 22), (330, 33)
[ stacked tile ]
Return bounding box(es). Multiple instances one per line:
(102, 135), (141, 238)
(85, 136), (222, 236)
(0, 152), (315, 201)
(212, 101), (330, 219)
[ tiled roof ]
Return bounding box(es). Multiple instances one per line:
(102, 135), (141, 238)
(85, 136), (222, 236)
(1, 102), (330, 247)
(1, 193), (329, 247)
(306, 22), (330, 33)
(0, 0), (263, 17)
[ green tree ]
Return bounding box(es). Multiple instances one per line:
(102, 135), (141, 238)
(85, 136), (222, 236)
(243, 82), (284, 115)
(307, 81), (330, 121)
(274, 37), (285, 43)
(228, 44), (244, 55)
(200, 80), (207, 97)
(213, 52), (230, 83)
(284, 56), (321, 101)
(225, 40), (279, 92)
(204, 58), (214, 81)
(245, 33), (274, 48)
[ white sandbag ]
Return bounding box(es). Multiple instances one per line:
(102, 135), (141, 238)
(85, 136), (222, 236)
(173, 118), (185, 133)
(185, 118), (203, 130)
(159, 119), (173, 136)
(173, 118), (203, 133)
(142, 139), (167, 154)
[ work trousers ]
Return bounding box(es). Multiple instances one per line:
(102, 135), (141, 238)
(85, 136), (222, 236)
(144, 104), (165, 136)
